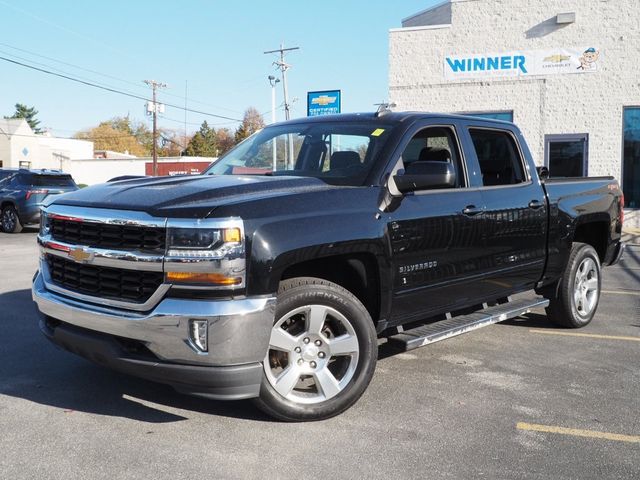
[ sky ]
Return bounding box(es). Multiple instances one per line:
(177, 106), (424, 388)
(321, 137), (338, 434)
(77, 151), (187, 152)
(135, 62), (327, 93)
(0, 0), (440, 138)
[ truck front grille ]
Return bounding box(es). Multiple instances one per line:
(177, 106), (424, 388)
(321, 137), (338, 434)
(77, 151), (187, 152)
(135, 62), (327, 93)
(46, 254), (164, 303)
(50, 218), (165, 251)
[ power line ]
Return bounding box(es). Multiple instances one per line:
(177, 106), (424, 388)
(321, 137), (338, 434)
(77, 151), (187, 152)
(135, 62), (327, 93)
(0, 41), (246, 115)
(0, 55), (242, 122)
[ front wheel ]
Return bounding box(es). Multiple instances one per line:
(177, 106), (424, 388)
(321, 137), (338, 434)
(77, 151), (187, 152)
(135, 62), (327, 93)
(546, 242), (601, 328)
(254, 277), (378, 421)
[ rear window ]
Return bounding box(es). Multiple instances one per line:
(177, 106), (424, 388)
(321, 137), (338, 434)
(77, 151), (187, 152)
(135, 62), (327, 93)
(19, 173), (76, 187)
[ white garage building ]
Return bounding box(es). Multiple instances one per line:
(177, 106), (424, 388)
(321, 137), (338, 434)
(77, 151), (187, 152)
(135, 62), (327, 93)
(389, 0), (639, 226)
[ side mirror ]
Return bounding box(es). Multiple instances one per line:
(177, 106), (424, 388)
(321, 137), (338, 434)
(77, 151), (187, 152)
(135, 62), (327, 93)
(536, 166), (549, 180)
(393, 161), (456, 193)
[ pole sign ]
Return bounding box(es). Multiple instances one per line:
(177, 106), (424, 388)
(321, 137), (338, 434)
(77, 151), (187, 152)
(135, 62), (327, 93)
(307, 90), (341, 117)
(444, 47), (601, 80)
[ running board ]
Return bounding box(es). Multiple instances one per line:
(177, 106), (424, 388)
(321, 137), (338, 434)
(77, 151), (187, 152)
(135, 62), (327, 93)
(387, 297), (549, 352)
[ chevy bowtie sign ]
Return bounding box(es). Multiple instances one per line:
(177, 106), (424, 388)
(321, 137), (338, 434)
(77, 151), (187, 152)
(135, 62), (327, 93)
(307, 90), (341, 117)
(444, 47), (600, 80)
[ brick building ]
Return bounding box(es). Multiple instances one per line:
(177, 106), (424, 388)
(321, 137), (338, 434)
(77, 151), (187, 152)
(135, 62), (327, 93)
(389, 0), (640, 225)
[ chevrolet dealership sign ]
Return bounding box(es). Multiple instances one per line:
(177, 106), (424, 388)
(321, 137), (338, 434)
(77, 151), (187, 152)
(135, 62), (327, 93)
(444, 47), (600, 80)
(307, 90), (341, 116)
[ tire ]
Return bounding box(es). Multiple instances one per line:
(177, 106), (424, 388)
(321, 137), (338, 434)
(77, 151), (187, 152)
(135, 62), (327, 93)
(545, 242), (601, 328)
(254, 277), (378, 421)
(1, 205), (23, 233)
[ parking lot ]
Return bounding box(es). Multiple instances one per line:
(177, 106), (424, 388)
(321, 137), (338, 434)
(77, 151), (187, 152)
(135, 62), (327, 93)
(1, 229), (638, 480)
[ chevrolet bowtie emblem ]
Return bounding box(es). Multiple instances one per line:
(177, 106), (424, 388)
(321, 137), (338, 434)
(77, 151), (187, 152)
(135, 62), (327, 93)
(68, 247), (93, 263)
(311, 95), (337, 106)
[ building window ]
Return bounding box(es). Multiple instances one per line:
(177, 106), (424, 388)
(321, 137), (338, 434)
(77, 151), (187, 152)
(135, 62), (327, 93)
(461, 111), (513, 122)
(623, 107), (640, 208)
(545, 134), (588, 178)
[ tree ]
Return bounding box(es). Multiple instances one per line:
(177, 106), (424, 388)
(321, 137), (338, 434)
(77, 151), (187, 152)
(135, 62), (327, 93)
(185, 121), (218, 157)
(234, 107), (265, 143)
(6, 103), (42, 133)
(74, 116), (152, 156)
(159, 130), (189, 157)
(215, 128), (235, 155)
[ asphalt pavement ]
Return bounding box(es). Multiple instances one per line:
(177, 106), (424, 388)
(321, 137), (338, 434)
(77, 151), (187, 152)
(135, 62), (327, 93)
(1, 229), (638, 480)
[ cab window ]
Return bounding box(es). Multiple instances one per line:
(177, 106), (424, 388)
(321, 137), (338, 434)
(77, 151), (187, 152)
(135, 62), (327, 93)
(469, 129), (526, 186)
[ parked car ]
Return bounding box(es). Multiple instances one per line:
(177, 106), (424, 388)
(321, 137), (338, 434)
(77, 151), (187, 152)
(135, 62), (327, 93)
(32, 112), (625, 421)
(0, 169), (78, 233)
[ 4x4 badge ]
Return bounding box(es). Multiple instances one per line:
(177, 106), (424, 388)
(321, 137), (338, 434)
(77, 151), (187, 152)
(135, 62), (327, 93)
(68, 247), (93, 263)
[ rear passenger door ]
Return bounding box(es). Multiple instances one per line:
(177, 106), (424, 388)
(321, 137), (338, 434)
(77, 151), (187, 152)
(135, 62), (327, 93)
(462, 126), (547, 295)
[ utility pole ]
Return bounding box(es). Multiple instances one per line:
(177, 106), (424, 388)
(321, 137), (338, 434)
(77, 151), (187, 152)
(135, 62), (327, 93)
(144, 79), (167, 176)
(264, 44), (299, 168)
(264, 43), (299, 121)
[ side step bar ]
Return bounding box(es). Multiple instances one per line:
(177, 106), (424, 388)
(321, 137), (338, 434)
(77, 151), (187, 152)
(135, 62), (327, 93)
(387, 297), (549, 352)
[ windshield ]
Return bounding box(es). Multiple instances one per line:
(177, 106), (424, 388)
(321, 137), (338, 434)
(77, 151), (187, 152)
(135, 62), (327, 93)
(204, 121), (394, 186)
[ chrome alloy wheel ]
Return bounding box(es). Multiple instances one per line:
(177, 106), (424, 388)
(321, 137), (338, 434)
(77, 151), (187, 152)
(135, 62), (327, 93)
(264, 305), (360, 404)
(573, 257), (599, 316)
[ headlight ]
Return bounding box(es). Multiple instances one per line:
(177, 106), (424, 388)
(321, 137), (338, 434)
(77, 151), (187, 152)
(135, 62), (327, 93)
(165, 219), (245, 289)
(39, 210), (50, 236)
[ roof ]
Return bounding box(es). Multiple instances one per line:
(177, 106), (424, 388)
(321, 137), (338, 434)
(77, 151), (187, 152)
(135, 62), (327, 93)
(0, 117), (30, 136)
(271, 111), (515, 127)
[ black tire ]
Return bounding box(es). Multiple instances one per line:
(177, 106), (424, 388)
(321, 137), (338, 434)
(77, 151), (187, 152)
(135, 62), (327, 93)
(545, 242), (601, 328)
(1, 205), (23, 233)
(254, 277), (378, 422)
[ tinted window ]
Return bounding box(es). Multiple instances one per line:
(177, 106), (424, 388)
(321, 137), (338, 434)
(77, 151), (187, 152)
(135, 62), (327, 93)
(401, 126), (464, 187)
(623, 107), (640, 208)
(469, 129), (526, 186)
(462, 111), (513, 122)
(19, 173), (76, 187)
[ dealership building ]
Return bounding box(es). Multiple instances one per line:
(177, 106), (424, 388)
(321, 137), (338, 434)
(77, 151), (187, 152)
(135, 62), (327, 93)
(389, 0), (640, 226)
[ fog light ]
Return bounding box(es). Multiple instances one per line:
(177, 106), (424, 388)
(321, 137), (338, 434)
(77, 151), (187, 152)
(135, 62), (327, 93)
(189, 319), (208, 352)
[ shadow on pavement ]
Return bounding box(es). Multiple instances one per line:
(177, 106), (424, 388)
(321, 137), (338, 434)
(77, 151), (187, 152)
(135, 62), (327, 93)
(0, 289), (271, 423)
(500, 312), (560, 329)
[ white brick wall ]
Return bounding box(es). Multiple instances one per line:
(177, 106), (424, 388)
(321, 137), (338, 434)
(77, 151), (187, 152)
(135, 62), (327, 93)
(389, 0), (640, 225)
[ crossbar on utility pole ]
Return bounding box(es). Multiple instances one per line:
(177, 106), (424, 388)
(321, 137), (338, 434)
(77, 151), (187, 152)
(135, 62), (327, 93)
(144, 79), (167, 176)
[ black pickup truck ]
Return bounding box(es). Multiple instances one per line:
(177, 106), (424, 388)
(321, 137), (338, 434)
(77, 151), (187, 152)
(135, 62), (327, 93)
(32, 112), (625, 421)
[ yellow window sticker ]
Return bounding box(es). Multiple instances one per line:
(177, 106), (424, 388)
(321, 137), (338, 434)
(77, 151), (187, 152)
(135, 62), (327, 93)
(371, 128), (385, 137)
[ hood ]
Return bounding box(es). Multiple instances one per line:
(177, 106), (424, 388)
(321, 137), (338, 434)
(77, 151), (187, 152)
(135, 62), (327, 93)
(52, 174), (335, 218)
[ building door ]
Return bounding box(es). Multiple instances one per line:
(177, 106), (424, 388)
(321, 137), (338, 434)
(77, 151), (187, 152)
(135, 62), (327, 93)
(545, 134), (588, 177)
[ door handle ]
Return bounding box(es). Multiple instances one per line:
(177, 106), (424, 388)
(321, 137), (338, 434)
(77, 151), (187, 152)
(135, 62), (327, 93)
(462, 205), (483, 216)
(528, 200), (544, 210)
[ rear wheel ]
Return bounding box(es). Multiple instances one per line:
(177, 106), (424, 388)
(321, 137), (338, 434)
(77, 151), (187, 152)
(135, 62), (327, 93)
(546, 242), (601, 328)
(1, 205), (22, 233)
(255, 277), (377, 421)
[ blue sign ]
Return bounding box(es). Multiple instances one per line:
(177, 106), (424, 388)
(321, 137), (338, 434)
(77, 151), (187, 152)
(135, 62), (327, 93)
(307, 90), (341, 117)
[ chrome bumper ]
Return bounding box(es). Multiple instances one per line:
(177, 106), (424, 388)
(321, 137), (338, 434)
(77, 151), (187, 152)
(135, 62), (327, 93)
(32, 270), (276, 367)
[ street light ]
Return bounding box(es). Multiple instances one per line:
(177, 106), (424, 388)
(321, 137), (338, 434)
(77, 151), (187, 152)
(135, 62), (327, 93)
(268, 75), (280, 125)
(268, 75), (280, 170)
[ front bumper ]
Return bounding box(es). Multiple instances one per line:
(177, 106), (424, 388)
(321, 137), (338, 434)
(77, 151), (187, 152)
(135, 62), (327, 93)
(32, 271), (276, 400)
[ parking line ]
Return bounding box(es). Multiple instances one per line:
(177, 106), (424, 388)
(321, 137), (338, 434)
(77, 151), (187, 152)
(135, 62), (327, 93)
(601, 289), (640, 296)
(517, 422), (640, 443)
(529, 330), (640, 342)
